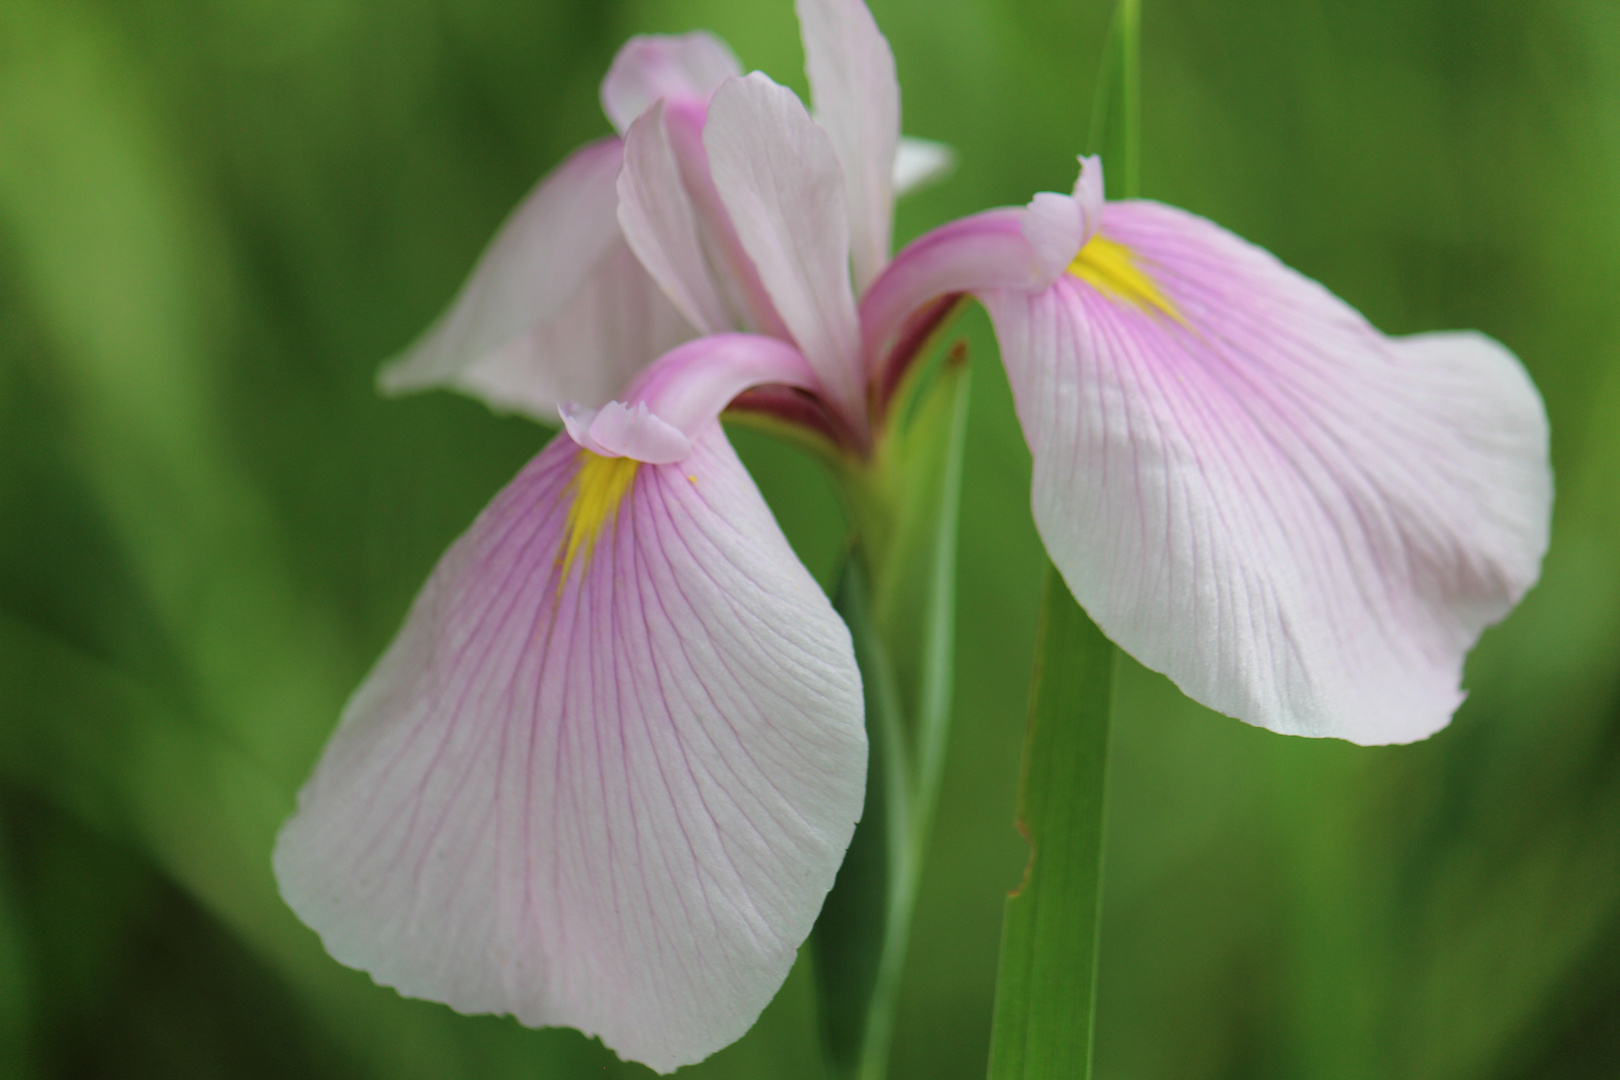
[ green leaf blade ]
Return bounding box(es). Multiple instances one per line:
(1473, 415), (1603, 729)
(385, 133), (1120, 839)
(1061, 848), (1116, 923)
(987, 568), (1115, 1080)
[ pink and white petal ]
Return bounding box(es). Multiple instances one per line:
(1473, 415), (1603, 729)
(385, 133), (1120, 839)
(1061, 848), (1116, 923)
(983, 201), (1550, 745)
(274, 426), (867, 1073)
(661, 101), (795, 340)
(619, 333), (821, 439)
(893, 137), (955, 197)
(796, 0), (900, 292)
(1021, 192), (1088, 285)
(1071, 154), (1105, 229)
(451, 239), (695, 422)
(582, 401), (694, 464)
(705, 73), (865, 427)
(380, 138), (627, 402)
(860, 208), (1048, 365)
(601, 31), (742, 134)
(618, 103), (733, 335)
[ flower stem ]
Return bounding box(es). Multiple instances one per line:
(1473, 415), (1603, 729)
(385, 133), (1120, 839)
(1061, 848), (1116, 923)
(814, 345), (971, 1080)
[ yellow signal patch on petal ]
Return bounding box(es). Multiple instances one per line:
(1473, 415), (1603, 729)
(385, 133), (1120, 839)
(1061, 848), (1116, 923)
(561, 450), (640, 582)
(1069, 234), (1181, 321)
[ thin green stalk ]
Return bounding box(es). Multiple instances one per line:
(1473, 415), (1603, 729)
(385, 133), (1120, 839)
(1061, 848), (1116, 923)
(814, 347), (971, 1080)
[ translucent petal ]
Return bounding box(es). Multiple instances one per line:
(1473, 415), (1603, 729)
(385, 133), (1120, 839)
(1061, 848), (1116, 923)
(381, 138), (693, 418)
(445, 239), (693, 421)
(796, 0), (901, 291)
(892, 136), (955, 197)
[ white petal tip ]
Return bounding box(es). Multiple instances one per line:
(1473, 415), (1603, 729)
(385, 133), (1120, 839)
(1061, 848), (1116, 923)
(893, 137), (956, 197)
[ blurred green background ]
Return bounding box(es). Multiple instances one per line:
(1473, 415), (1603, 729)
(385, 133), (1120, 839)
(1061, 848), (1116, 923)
(2, 0), (1617, 1076)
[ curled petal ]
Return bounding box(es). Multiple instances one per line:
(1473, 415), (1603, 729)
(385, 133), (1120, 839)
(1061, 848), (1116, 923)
(1021, 193), (1088, 287)
(621, 333), (820, 435)
(1073, 154), (1105, 225)
(559, 401), (692, 464)
(601, 31), (742, 133)
(274, 427), (867, 1072)
(859, 208), (1046, 367)
(984, 201), (1551, 745)
(561, 334), (822, 464)
(1020, 157), (1106, 286)
(705, 73), (865, 431)
(797, 0), (901, 292)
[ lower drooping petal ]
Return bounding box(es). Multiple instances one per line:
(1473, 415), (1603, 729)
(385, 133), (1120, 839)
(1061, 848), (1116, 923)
(984, 201), (1551, 745)
(273, 426), (866, 1072)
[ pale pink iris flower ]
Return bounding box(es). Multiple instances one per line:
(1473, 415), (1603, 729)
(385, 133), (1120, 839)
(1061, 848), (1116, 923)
(274, 0), (1551, 1071)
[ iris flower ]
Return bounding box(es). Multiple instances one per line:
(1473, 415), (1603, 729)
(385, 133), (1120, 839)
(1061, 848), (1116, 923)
(274, 0), (1551, 1072)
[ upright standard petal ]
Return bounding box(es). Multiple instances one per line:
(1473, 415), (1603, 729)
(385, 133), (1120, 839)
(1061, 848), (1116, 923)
(380, 139), (694, 419)
(618, 102), (733, 335)
(600, 31), (742, 133)
(380, 138), (624, 397)
(448, 238), (694, 422)
(274, 426), (867, 1072)
(796, 0), (901, 292)
(984, 201), (1551, 745)
(705, 73), (865, 431)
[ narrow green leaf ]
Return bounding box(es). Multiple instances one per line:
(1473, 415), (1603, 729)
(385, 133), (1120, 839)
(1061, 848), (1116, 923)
(986, 568), (1115, 1080)
(1086, 0), (1142, 199)
(986, 2), (1138, 1072)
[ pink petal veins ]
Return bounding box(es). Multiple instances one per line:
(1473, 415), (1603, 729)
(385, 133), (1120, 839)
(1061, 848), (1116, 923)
(274, 427), (866, 1073)
(984, 200), (1551, 745)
